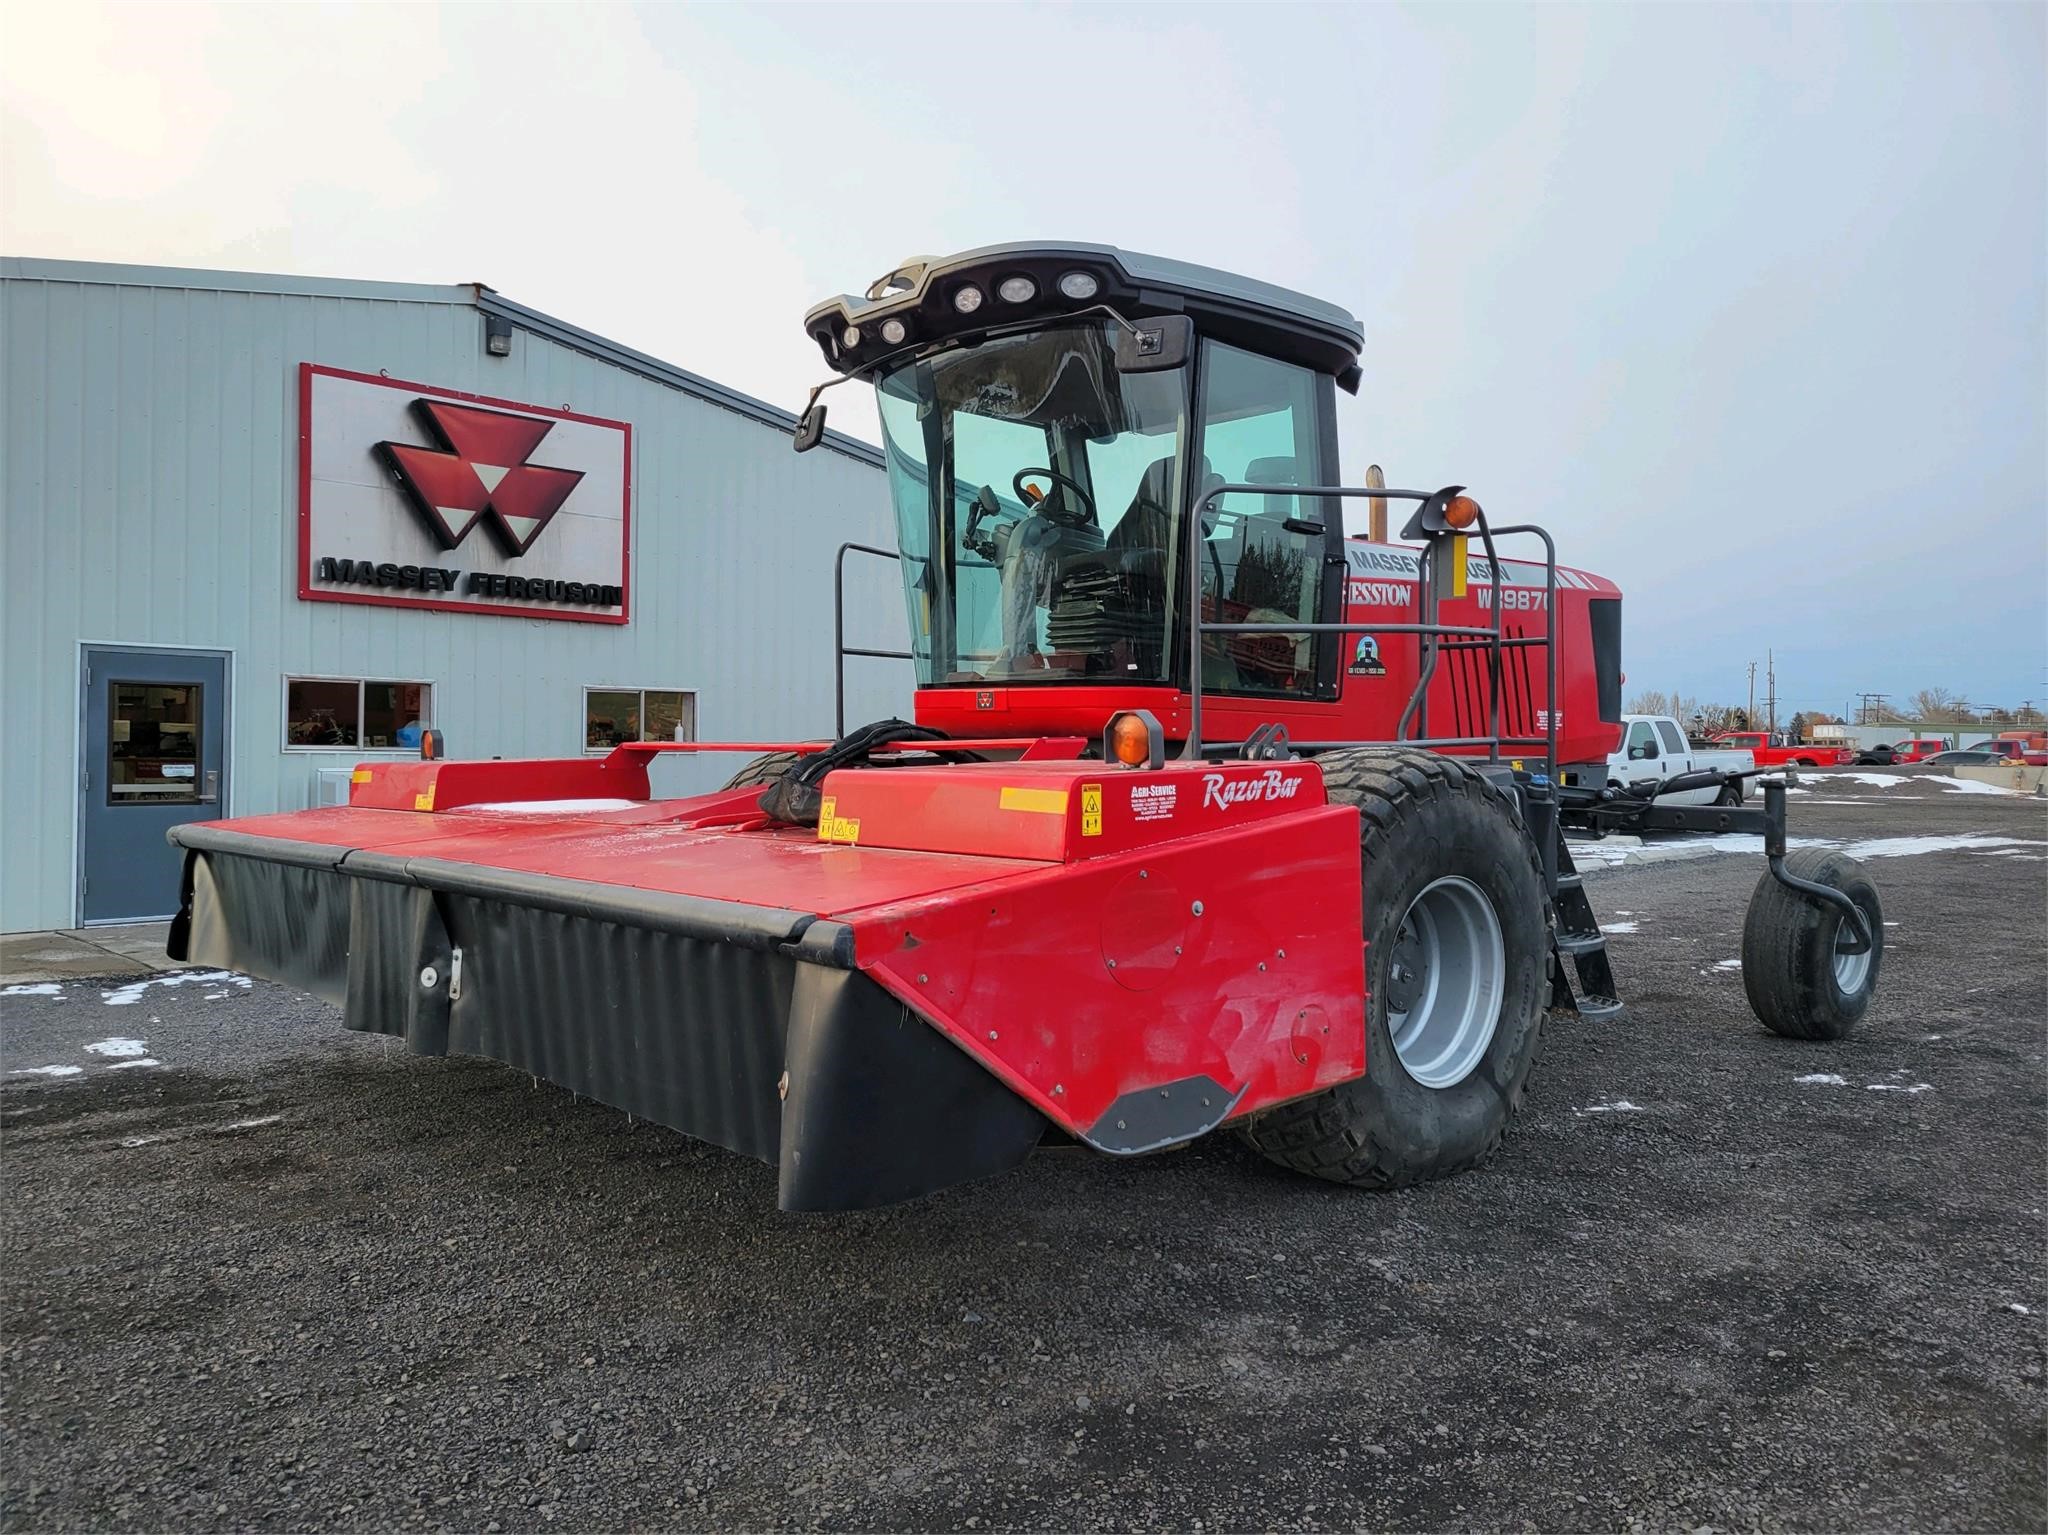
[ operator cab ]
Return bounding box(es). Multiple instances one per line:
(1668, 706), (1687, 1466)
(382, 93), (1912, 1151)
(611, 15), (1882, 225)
(800, 243), (1364, 707)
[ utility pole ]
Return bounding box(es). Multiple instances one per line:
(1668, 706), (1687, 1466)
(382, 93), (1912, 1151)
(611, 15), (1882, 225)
(1747, 660), (1758, 729)
(1856, 691), (1888, 725)
(1766, 649), (1777, 736)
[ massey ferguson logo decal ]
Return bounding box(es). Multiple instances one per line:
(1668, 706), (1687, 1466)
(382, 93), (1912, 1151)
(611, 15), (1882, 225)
(1202, 768), (1305, 810)
(375, 400), (585, 557)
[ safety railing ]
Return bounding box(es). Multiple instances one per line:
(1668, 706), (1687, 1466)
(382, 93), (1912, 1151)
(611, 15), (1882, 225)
(1183, 483), (1560, 790)
(834, 542), (916, 739)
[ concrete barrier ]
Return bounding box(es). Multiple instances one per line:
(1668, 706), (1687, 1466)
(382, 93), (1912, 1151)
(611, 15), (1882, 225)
(1954, 763), (2046, 794)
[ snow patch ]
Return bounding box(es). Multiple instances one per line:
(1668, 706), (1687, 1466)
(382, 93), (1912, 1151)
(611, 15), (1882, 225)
(458, 798), (643, 815)
(1925, 775), (2027, 796)
(106, 1058), (162, 1070)
(1841, 833), (2047, 861)
(214, 1115), (282, 1132)
(1578, 1100), (1644, 1114)
(1713, 958), (1743, 971)
(1833, 772), (1909, 789)
(84, 1037), (148, 1058)
(1795, 1073), (1848, 1086)
(102, 971), (248, 1006)
(8, 1065), (84, 1078)
(2, 982), (62, 997)
(1602, 921), (1639, 934)
(2008, 1303), (2033, 1316)
(1866, 1082), (1933, 1094)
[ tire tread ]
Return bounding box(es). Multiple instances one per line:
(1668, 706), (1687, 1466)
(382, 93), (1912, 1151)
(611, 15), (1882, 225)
(1241, 749), (1547, 1190)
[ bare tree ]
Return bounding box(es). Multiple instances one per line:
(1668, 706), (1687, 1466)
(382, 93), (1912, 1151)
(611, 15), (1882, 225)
(1909, 686), (1964, 722)
(1626, 688), (1671, 717)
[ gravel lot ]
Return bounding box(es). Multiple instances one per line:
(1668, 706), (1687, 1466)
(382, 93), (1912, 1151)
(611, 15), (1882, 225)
(4, 775), (2044, 1533)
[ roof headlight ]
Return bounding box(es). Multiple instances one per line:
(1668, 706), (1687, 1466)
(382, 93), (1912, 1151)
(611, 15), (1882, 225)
(1057, 270), (1099, 301)
(998, 275), (1037, 304)
(880, 317), (907, 345)
(840, 325), (862, 349)
(952, 285), (984, 314)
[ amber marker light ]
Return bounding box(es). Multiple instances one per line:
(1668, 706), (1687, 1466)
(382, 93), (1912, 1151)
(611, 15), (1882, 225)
(1110, 713), (1151, 766)
(1444, 494), (1482, 530)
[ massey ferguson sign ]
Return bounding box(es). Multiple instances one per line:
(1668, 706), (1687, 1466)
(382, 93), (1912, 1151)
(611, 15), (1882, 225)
(298, 364), (631, 623)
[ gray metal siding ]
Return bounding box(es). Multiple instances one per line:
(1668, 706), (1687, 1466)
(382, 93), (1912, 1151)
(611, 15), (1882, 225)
(2, 269), (908, 931)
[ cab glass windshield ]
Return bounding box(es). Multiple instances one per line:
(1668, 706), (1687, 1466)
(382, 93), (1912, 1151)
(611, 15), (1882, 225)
(877, 323), (1187, 685)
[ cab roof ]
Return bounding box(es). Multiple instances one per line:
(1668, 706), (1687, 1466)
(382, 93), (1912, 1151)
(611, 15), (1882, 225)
(805, 241), (1365, 389)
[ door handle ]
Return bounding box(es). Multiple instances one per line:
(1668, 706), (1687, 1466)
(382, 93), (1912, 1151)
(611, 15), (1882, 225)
(196, 769), (219, 805)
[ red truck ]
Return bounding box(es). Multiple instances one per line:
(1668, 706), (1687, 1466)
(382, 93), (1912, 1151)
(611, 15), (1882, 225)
(1710, 731), (1856, 768)
(1886, 737), (1952, 764)
(1984, 733), (2048, 766)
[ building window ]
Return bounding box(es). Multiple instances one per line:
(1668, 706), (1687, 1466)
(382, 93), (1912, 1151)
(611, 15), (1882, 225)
(109, 682), (203, 806)
(285, 677), (433, 750)
(585, 688), (695, 751)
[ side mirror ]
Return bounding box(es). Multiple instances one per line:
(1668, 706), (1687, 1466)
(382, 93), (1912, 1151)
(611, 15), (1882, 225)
(792, 403), (827, 454)
(1114, 315), (1192, 373)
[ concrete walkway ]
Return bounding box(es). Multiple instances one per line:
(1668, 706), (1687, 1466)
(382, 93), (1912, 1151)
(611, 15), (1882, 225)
(1, 924), (196, 986)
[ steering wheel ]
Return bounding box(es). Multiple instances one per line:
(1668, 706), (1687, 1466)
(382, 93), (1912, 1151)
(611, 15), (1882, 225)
(1013, 467), (1096, 529)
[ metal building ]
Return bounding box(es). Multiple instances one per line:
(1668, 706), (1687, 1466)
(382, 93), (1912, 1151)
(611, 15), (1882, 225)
(0, 258), (907, 932)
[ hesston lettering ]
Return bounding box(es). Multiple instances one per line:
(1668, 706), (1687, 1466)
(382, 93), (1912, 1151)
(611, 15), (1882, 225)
(315, 557), (621, 608)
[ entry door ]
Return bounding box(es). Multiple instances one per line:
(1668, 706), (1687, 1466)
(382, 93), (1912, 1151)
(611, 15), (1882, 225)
(80, 647), (229, 923)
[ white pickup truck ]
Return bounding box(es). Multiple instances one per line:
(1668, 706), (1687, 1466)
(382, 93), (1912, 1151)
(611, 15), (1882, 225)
(1607, 715), (1757, 805)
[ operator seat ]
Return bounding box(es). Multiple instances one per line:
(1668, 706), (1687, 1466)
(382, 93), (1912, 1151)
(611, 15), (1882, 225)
(1222, 455), (1314, 687)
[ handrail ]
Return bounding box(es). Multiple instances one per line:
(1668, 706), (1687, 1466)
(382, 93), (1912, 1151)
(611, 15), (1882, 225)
(834, 541), (914, 738)
(1180, 484), (1562, 845)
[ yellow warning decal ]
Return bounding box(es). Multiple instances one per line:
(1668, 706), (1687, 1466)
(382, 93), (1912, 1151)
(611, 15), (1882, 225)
(413, 785), (436, 812)
(999, 786), (1070, 815)
(1080, 782), (1103, 838)
(351, 768), (374, 785)
(818, 795), (861, 845)
(1448, 533), (1469, 598)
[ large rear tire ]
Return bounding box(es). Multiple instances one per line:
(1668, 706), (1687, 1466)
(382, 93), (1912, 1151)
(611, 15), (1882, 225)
(1741, 849), (1882, 1040)
(1240, 749), (1549, 1189)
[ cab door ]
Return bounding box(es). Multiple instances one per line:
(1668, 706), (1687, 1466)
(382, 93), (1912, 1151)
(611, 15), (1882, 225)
(1621, 719), (1663, 782)
(1189, 341), (1343, 704)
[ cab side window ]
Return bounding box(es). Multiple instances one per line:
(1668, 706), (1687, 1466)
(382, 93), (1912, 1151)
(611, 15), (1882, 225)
(1625, 721), (1660, 760)
(1656, 720), (1687, 754)
(1195, 343), (1333, 695)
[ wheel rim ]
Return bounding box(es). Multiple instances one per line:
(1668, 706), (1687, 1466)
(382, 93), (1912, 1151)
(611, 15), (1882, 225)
(1833, 913), (1873, 995)
(1382, 875), (1506, 1088)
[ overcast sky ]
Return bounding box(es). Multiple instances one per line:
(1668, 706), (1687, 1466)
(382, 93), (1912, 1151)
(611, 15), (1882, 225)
(4, 1), (2043, 719)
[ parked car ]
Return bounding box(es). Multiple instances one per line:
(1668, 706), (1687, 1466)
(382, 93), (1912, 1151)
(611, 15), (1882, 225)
(1917, 749), (1999, 768)
(1610, 715), (1755, 804)
(1709, 730), (1855, 768)
(1853, 738), (1951, 765)
(1979, 736), (2048, 766)
(1891, 737), (1952, 764)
